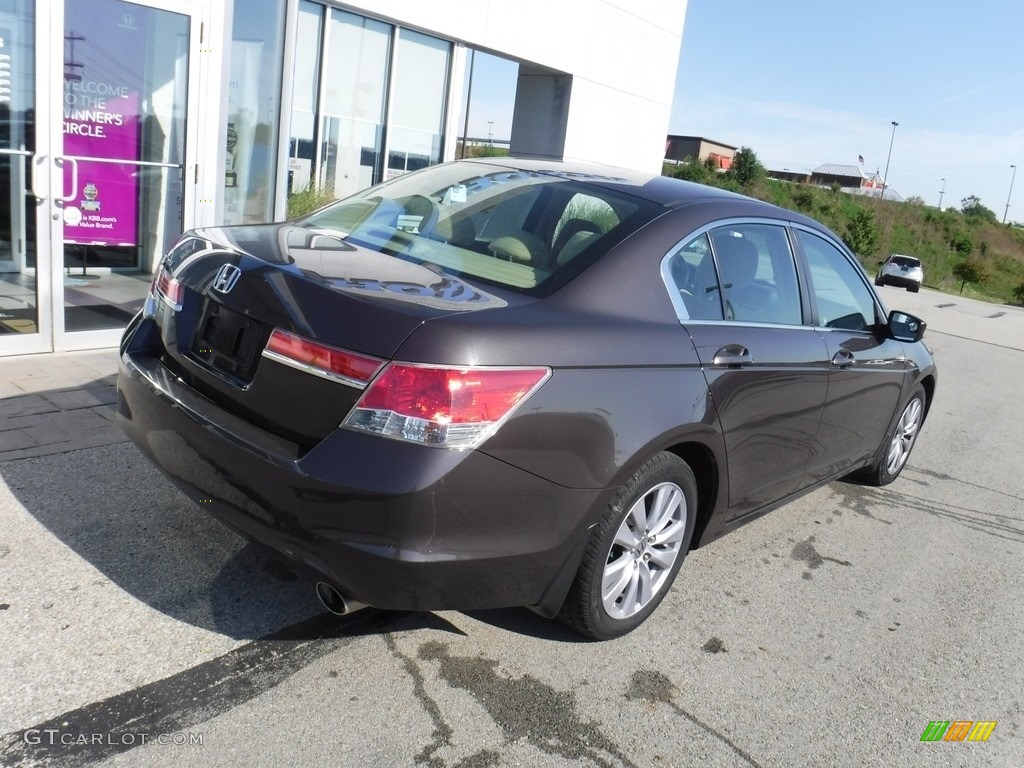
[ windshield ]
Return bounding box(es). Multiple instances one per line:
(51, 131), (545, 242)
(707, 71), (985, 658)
(300, 161), (664, 295)
(891, 256), (921, 268)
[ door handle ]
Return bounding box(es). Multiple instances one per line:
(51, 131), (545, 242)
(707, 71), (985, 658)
(831, 350), (856, 368)
(30, 154), (48, 200)
(56, 157), (79, 204)
(712, 345), (753, 366)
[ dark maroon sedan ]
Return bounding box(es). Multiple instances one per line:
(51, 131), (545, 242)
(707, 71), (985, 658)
(117, 158), (935, 639)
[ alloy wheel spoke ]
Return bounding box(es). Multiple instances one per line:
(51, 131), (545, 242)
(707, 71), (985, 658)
(647, 547), (677, 570)
(602, 552), (632, 597)
(655, 519), (687, 545)
(612, 518), (641, 550)
(635, 561), (654, 605)
(647, 485), (681, 532)
(626, 496), (649, 534)
(617, 566), (641, 611)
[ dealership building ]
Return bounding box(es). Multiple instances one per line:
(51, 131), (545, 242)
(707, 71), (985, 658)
(0, 0), (686, 356)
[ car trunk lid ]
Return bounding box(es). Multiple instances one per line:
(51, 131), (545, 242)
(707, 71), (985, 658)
(151, 223), (509, 447)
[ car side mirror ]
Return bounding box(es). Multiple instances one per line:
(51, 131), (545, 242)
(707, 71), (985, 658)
(887, 310), (926, 342)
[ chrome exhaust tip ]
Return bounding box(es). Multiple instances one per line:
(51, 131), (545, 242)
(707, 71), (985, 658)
(315, 582), (367, 616)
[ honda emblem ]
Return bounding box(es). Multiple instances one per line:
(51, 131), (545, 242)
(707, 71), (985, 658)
(211, 264), (241, 294)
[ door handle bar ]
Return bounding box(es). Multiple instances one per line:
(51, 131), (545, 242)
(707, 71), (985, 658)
(712, 345), (753, 366)
(57, 157), (79, 203)
(831, 350), (856, 368)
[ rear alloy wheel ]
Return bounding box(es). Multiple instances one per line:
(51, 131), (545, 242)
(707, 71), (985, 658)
(560, 453), (696, 640)
(858, 384), (926, 486)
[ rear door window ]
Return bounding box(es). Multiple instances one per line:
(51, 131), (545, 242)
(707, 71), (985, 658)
(664, 223), (802, 324)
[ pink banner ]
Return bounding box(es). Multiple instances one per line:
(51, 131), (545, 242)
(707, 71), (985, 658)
(62, 3), (147, 246)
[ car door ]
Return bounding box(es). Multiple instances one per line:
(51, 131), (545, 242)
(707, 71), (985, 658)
(665, 221), (830, 521)
(793, 228), (910, 479)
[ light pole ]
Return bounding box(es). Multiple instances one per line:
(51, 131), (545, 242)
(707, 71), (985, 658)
(1004, 164), (1017, 224)
(880, 121), (898, 200)
(938, 178), (946, 210)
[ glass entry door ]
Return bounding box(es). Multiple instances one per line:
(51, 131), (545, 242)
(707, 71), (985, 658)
(56, 0), (197, 347)
(0, 0), (200, 355)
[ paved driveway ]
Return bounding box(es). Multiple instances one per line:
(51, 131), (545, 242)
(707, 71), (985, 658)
(1, 288), (1021, 767)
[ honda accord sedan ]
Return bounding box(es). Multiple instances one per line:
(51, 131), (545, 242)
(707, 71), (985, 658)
(117, 158), (935, 639)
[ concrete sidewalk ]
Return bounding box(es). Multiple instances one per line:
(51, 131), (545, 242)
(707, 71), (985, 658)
(0, 349), (125, 462)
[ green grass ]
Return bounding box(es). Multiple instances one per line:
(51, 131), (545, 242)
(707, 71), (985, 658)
(286, 184), (337, 220)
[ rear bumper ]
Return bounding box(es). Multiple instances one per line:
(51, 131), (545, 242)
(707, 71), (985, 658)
(878, 272), (922, 288)
(116, 336), (604, 615)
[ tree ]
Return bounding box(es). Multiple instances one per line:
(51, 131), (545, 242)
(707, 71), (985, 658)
(961, 195), (998, 223)
(951, 259), (989, 295)
(905, 195), (926, 206)
(844, 209), (881, 256)
(726, 146), (765, 187)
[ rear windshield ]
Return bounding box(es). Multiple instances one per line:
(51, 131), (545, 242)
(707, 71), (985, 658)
(891, 256), (921, 267)
(300, 161), (664, 296)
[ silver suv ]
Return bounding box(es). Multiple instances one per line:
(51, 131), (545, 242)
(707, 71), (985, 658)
(876, 254), (923, 293)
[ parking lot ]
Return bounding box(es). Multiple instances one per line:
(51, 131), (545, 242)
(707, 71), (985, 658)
(1, 286), (1022, 767)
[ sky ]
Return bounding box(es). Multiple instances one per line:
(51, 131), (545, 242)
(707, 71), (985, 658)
(458, 51), (519, 144)
(670, 0), (1024, 218)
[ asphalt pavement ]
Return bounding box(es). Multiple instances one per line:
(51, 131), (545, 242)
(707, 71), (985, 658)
(0, 288), (1022, 767)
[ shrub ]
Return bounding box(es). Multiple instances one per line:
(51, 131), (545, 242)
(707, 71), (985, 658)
(951, 232), (973, 255)
(665, 156), (713, 185)
(951, 259), (989, 294)
(844, 209), (881, 256)
(793, 188), (815, 211)
(287, 184), (336, 219)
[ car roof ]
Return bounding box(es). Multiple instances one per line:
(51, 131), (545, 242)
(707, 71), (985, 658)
(458, 156), (801, 214)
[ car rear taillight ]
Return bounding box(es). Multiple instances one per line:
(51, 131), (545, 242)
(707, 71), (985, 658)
(343, 364), (550, 449)
(153, 266), (184, 311)
(262, 328), (385, 387)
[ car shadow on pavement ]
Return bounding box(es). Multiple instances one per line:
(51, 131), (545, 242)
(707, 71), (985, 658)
(462, 608), (589, 642)
(0, 378), (574, 643)
(0, 436), (325, 639)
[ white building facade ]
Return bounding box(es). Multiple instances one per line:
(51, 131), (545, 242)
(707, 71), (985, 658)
(0, 0), (686, 356)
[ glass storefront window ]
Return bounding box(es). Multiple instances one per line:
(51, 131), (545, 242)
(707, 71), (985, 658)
(225, 0), (286, 225)
(286, 1), (323, 199)
(387, 28), (450, 179)
(320, 10), (390, 201)
(285, 6), (452, 217)
(0, 0), (38, 336)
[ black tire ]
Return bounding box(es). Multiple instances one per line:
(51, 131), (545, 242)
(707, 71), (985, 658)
(909, 284), (920, 293)
(875, 278), (884, 287)
(559, 452), (697, 640)
(856, 384), (926, 486)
